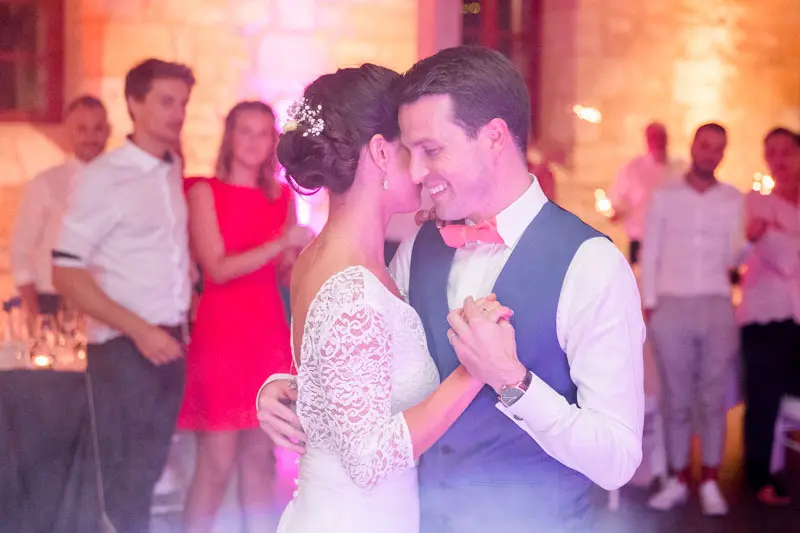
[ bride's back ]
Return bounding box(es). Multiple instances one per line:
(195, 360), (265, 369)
(289, 239), (401, 366)
(278, 239), (438, 533)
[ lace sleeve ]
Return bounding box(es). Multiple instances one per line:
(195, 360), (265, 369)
(316, 286), (416, 489)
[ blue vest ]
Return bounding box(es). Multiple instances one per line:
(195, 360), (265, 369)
(409, 202), (605, 532)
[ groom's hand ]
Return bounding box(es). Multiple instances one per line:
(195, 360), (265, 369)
(447, 296), (525, 394)
(257, 379), (307, 454)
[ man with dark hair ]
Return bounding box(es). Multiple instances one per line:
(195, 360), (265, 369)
(258, 46), (645, 532)
(52, 58), (195, 533)
(11, 95), (109, 321)
(641, 122), (744, 516)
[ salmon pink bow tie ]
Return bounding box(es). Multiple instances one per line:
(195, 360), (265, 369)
(439, 218), (505, 248)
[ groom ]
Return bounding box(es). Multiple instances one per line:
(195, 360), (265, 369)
(259, 46), (645, 531)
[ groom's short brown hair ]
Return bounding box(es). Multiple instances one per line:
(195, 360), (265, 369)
(396, 46), (530, 153)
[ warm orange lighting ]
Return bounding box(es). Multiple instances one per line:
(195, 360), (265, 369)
(594, 189), (614, 217)
(32, 353), (54, 368)
(752, 173), (774, 195)
(573, 105), (602, 124)
(463, 2), (481, 15)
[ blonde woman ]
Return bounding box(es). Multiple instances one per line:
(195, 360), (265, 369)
(178, 101), (310, 532)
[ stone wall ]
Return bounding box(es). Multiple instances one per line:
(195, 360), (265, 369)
(0, 0), (419, 300)
(540, 0), (800, 246)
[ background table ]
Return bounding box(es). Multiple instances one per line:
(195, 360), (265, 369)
(0, 365), (101, 533)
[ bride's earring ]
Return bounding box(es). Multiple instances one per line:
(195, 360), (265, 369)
(381, 170), (389, 190)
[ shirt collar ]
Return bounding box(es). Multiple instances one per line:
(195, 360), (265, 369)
(492, 175), (548, 248)
(122, 136), (175, 172)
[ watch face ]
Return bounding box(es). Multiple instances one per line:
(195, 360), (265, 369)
(501, 387), (524, 406)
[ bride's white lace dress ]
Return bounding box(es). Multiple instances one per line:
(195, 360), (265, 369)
(277, 266), (440, 533)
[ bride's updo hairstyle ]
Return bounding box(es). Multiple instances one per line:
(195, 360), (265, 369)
(277, 64), (401, 195)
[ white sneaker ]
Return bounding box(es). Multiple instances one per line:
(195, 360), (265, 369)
(699, 480), (728, 516)
(647, 477), (689, 511)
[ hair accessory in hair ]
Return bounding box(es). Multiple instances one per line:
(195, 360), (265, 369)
(283, 98), (324, 137)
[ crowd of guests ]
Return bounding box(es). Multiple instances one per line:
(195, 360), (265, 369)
(608, 122), (800, 512)
(11, 59), (310, 532)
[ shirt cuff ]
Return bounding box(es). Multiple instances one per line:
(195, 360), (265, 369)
(52, 249), (87, 268)
(54, 226), (98, 268)
(254, 373), (296, 412)
(495, 371), (568, 433)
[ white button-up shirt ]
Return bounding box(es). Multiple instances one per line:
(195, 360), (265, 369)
(609, 154), (687, 240)
(10, 159), (84, 293)
(738, 190), (800, 325)
(640, 179), (745, 309)
(53, 140), (191, 343)
(390, 179), (646, 491)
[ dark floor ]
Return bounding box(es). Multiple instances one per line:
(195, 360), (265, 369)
(153, 406), (800, 532)
(594, 407), (800, 533)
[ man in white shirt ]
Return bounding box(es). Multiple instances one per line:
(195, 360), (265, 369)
(609, 122), (686, 264)
(641, 123), (744, 516)
(52, 59), (195, 533)
(10, 95), (109, 320)
(257, 46), (645, 531)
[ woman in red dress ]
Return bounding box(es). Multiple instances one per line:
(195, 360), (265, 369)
(179, 101), (311, 532)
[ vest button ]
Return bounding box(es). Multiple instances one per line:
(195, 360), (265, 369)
(513, 415), (523, 421)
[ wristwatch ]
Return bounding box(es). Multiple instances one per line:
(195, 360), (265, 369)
(499, 371), (533, 407)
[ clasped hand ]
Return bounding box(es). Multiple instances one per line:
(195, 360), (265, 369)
(447, 294), (525, 394)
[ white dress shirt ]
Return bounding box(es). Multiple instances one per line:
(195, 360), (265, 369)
(738, 190), (800, 325)
(389, 179), (645, 491)
(609, 154), (687, 240)
(53, 140), (191, 343)
(640, 179), (745, 309)
(10, 159), (84, 293)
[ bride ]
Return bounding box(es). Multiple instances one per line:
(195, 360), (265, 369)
(272, 64), (511, 532)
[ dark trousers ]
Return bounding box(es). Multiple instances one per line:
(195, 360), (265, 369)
(86, 332), (186, 533)
(741, 320), (800, 489)
(628, 239), (641, 265)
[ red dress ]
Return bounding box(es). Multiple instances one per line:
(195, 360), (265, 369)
(178, 178), (293, 430)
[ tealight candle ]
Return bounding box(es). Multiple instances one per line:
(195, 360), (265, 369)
(32, 353), (54, 368)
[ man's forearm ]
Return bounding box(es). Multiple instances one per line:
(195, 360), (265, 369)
(52, 266), (150, 339)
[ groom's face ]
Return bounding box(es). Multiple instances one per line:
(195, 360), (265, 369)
(399, 94), (493, 221)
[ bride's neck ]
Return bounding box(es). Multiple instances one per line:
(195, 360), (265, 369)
(322, 188), (388, 267)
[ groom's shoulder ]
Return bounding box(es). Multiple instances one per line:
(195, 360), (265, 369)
(546, 201), (608, 241)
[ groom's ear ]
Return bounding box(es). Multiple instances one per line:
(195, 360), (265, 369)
(367, 133), (390, 172)
(481, 118), (511, 161)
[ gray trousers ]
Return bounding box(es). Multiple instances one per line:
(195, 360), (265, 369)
(648, 296), (738, 471)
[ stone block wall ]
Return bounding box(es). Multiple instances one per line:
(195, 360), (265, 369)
(0, 0), (418, 300)
(540, 0), (800, 246)
(3, 0), (800, 300)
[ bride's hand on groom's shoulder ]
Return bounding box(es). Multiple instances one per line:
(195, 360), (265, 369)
(447, 296), (525, 394)
(257, 379), (307, 454)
